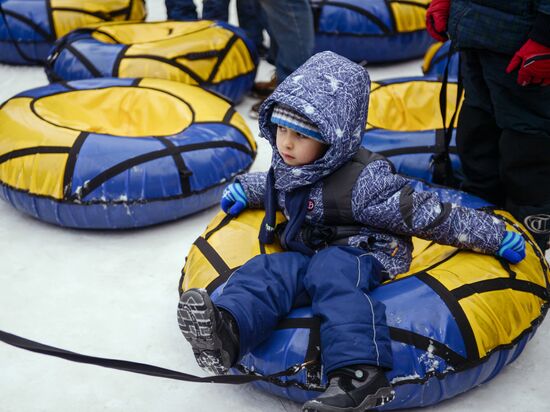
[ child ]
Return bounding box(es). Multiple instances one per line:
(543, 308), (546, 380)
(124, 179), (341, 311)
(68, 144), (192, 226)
(177, 51), (526, 412)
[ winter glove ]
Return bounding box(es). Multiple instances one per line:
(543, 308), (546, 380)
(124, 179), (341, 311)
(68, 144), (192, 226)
(506, 39), (550, 86)
(497, 231), (526, 264)
(426, 0), (451, 42)
(221, 182), (248, 216)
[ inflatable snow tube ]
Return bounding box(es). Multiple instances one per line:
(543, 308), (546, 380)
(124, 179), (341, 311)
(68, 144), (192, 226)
(363, 76), (463, 184)
(45, 20), (258, 103)
(179, 195), (550, 409)
(0, 77), (256, 229)
(311, 0), (435, 63)
(0, 0), (146, 65)
(422, 41), (460, 80)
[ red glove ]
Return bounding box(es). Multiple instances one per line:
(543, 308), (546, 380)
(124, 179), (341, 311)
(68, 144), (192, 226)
(506, 39), (550, 86)
(426, 0), (451, 42)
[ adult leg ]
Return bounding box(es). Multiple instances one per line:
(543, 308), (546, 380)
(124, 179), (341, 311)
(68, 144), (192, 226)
(456, 50), (505, 206)
(202, 0), (230, 21)
(501, 131), (550, 249)
(165, 0), (198, 20)
(236, 0), (266, 55)
(481, 51), (550, 250)
(257, 0), (314, 82)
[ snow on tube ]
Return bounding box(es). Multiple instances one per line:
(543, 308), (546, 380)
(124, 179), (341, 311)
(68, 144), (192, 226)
(0, 77), (256, 229)
(45, 20), (258, 103)
(422, 41), (460, 80)
(363, 76), (463, 184)
(0, 0), (146, 65)
(311, 0), (435, 63)
(179, 196), (550, 409)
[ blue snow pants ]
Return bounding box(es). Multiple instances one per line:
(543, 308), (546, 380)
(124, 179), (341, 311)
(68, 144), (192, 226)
(214, 246), (393, 373)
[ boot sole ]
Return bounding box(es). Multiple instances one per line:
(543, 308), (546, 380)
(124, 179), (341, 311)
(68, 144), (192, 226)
(302, 386), (395, 412)
(177, 289), (232, 375)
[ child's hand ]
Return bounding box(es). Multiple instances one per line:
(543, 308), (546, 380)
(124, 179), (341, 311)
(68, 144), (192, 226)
(221, 182), (248, 216)
(497, 231), (526, 264)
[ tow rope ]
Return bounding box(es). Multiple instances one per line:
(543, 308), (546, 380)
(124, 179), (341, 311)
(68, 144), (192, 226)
(0, 330), (318, 387)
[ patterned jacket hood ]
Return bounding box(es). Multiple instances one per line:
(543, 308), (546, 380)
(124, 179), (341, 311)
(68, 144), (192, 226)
(258, 51), (370, 191)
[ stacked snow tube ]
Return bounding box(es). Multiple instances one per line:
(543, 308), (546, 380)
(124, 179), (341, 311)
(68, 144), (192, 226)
(0, 0), (146, 65)
(45, 20), (258, 103)
(180, 200), (550, 409)
(311, 0), (434, 63)
(0, 77), (256, 229)
(422, 40), (460, 80)
(363, 76), (463, 184)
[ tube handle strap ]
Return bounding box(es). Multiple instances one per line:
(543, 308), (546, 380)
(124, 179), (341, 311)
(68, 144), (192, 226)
(433, 43), (462, 186)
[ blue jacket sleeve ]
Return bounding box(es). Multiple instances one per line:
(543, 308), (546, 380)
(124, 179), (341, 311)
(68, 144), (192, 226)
(235, 172), (267, 209)
(352, 160), (506, 254)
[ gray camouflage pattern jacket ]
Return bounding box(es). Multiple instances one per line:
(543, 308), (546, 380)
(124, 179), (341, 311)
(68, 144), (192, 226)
(237, 51), (505, 276)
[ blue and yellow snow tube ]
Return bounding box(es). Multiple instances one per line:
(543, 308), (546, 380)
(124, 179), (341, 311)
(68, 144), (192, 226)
(312, 0), (434, 63)
(0, 0), (146, 65)
(45, 20), (258, 103)
(364, 76), (463, 183)
(422, 40), (460, 80)
(0, 77), (256, 229)
(179, 191), (550, 409)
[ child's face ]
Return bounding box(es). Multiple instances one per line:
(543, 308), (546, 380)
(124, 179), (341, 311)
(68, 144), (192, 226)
(275, 126), (326, 166)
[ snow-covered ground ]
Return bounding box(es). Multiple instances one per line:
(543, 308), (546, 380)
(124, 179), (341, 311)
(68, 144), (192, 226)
(1, 1), (549, 411)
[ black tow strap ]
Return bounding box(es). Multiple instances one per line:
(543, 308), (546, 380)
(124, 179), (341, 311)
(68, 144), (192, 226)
(0, 330), (315, 385)
(433, 44), (462, 187)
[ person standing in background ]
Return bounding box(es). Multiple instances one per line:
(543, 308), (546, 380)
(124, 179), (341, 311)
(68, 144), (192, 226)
(165, 0), (198, 19)
(202, 0), (267, 57)
(250, 0), (314, 116)
(426, 0), (550, 251)
(165, 0), (266, 55)
(165, 0), (314, 116)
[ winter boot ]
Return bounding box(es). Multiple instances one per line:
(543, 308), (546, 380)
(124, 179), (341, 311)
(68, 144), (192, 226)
(302, 365), (394, 412)
(177, 288), (239, 375)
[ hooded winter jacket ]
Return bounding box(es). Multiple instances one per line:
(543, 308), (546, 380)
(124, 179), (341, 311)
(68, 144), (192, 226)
(448, 0), (550, 55)
(237, 51), (505, 276)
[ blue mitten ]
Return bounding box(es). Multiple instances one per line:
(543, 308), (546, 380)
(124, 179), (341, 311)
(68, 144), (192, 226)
(221, 182), (248, 216)
(497, 231), (526, 264)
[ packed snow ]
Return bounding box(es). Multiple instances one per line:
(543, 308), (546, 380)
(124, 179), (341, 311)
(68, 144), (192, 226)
(0, 1), (548, 411)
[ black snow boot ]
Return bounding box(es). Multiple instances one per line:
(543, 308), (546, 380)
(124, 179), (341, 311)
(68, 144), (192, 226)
(177, 288), (239, 375)
(302, 365), (394, 412)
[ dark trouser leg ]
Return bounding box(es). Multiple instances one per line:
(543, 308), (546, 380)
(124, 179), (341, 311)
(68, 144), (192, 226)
(214, 246), (393, 373)
(213, 252), (310, 359)
(477, 50), (550, 250)
(457, 50), (505, 206)
(501, 130), (550, 250)
(236, 0), (266, 53)
(257, 0), (314, 82)
(456, 104), (505, 206)
(202, 0), (230, 20)
(165, 0), (198, 20)
(304, 247), (393, 373)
